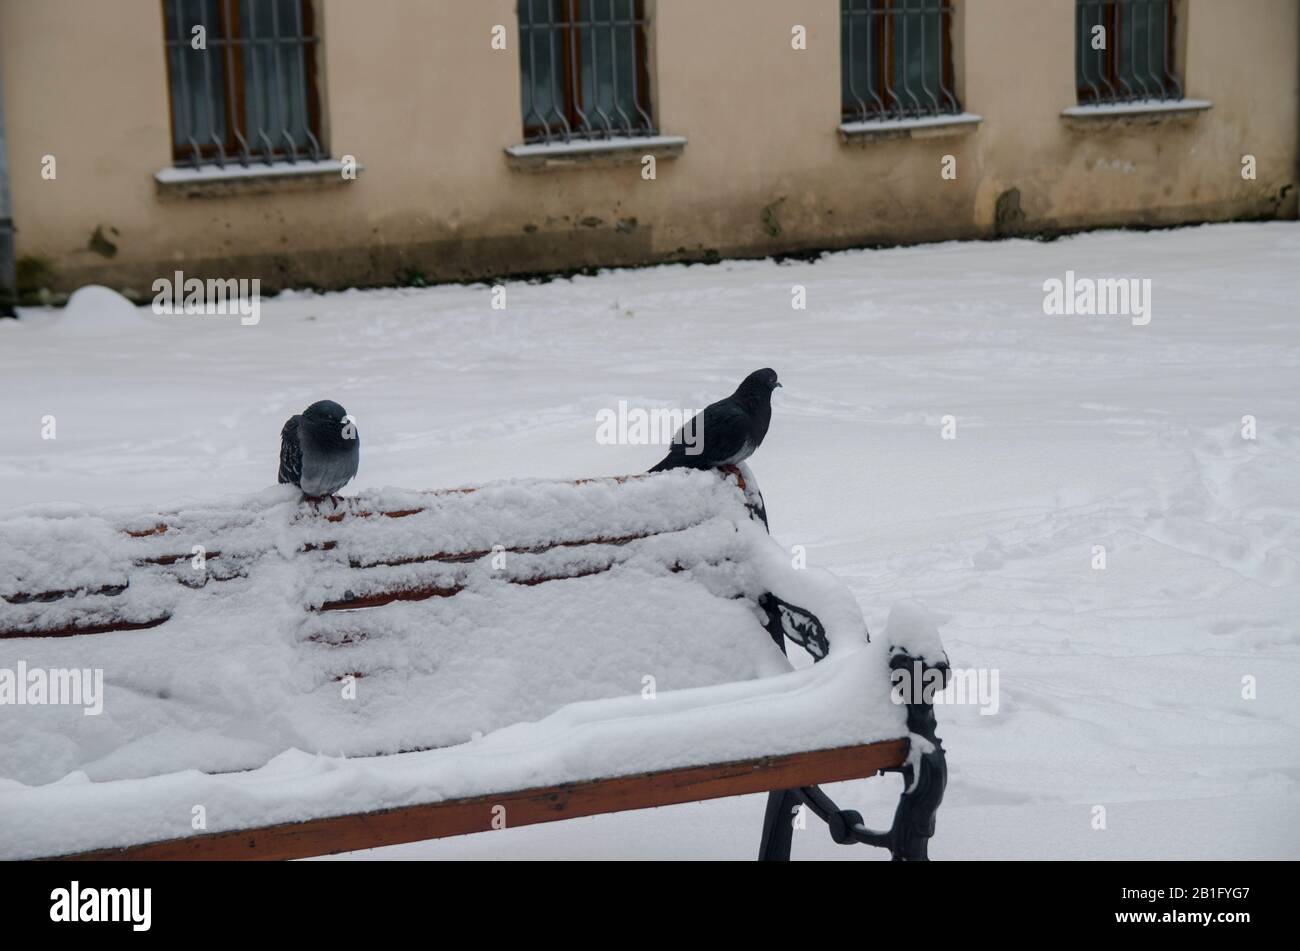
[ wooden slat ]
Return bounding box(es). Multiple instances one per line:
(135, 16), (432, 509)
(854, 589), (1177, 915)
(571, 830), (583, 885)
(143, 527), (659, 569)
(318, 583), (461, 612)
(120, 469), (746, 569)
(114, 467), (747, 537)
(0, 614), (170, 640)
(315, 559), (702, 612)
(137, 550), (223, 566)
(55, 739), (907, 861)
(305, 529), (663, 568)
(2, 583), (127, 605)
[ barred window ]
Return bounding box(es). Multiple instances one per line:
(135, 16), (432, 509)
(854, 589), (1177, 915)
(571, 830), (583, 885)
(518, 0), (655, 144)
(841, 0), (959, 122)
(162, 0), (324, 168)
(1076, 0), (1181, 104)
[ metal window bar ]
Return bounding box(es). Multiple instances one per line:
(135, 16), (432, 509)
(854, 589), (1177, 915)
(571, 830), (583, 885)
(841, 0), (959, 122)
(1075, 0), (1181, 105)
(519, 0), (655, 144)
(163, 0), (323, 168)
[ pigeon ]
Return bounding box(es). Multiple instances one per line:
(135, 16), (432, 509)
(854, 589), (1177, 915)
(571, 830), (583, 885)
(649, 368), (781, 472)
(278, 400), (360, 497)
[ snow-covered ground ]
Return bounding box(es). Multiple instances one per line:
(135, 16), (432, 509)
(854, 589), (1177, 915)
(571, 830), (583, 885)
(2, 221), (1298, 859)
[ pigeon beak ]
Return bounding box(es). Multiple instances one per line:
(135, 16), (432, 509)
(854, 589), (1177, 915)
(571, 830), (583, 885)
(775, 382), (783, 388)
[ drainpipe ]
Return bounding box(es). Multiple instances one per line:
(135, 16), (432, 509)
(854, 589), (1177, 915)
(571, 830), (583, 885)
(0, 57), (16, 318)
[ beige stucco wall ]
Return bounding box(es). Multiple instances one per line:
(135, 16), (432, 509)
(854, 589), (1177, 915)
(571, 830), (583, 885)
(2, 0), (1296, 297)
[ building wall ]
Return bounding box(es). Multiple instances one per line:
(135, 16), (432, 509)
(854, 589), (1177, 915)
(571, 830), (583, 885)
(2, 0), (1296, 298)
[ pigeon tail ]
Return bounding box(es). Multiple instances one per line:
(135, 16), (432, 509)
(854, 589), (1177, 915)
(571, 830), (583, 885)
(278, 415), (303, 486)
(648, 445), (711, 473)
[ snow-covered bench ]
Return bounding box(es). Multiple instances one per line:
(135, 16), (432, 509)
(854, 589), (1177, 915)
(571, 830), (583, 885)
(0, 464), (949, 861)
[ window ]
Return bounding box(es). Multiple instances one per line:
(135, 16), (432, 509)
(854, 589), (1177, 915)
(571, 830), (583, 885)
(518, 0), (655, 144)
(162, 0), (324, 168)
(1075, 0), (1181, 104)
(841, 0), (959, 122)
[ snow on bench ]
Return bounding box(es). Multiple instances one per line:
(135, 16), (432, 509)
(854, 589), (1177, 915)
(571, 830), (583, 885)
(0, 464), (949, 861)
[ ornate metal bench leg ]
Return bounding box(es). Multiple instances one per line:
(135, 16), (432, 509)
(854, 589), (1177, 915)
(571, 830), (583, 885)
(776, 653), (949, 860)
(883, 652), (949, 861)
(758, 789), (799, 861)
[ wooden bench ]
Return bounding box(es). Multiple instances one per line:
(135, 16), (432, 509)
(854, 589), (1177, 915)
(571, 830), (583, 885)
(0, 464), (949, 861)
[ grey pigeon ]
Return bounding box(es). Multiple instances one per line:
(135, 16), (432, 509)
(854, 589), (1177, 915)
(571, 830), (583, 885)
(278, 400), (360, 497)
(649, 368), (781, 472)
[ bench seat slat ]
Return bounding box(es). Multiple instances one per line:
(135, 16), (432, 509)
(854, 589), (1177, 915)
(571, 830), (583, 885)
(0, 614), (171, 640)
(53, 739), (908, 861)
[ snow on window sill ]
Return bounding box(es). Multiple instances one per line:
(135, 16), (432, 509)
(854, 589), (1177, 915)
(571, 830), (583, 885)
(505, 135), (686, 171)
(839, 112), (982, 143)
(1061, 99), (1212, 123)
(154, 159), (360, 196)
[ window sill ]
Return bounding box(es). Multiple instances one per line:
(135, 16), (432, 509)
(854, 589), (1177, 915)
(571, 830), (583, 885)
(154, 159), (361, 197)
(504, 135), (686, 171)
(839, 112), (982, 143)
(1061, 99), (1212, 126)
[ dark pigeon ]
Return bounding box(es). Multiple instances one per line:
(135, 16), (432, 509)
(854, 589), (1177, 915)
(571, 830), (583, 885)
(278, 400), (359, 497)
(649, 368), (781, 473)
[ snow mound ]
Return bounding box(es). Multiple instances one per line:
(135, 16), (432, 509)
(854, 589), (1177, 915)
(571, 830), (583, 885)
(883, 599), (948, 666)
(46, 285), (151, 335)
